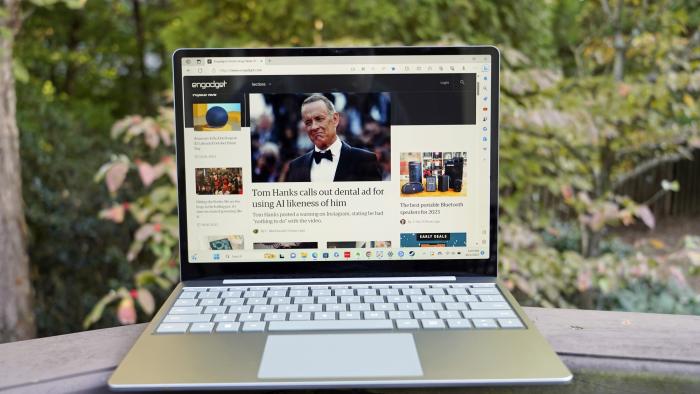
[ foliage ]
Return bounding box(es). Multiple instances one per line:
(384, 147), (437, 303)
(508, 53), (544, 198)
(500, 222), (700, 314)
(84, 108), (179, 328)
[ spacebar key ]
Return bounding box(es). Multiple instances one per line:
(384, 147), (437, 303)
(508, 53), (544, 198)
(268, 320), (394, 331)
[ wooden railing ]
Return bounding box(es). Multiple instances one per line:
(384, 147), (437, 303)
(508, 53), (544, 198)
(0, 307), (698, 393)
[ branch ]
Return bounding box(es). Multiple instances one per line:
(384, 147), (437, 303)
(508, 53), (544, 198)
(509, 126), (595, 177)
(612, 153), (688, 190)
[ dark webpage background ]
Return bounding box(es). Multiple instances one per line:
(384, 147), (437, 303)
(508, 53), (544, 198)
(183, 74), (476, 126)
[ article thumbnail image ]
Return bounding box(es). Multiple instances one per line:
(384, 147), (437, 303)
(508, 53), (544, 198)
(400, 233), (467, 247)
(249, 92), (391, 183)
(195, 168), (243, 195)
(206, 235), (244, 250)
(399, 152), (466, 197)
(193, 103), (241, 131)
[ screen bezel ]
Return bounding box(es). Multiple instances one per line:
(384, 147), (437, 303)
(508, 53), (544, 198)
(172, 46), (499, 281)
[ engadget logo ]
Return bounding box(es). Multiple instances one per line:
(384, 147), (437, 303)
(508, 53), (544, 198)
(191, 81), (227, 90)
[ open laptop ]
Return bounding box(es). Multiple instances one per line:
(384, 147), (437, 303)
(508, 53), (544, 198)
(109, 46), (572, 390)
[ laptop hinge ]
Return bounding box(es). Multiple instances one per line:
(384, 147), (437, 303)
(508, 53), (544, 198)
(221, 276), (456, 285)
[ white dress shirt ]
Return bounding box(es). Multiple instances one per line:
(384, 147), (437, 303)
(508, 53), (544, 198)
(310, 137), (342, 182)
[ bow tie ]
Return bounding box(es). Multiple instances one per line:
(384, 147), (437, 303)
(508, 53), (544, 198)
(313, 150), (333, 164)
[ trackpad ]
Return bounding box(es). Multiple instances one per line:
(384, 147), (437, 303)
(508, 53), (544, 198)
(258, 333), (423, 379)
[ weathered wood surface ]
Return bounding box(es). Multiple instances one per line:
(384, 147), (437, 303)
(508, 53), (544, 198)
(1, 307), (698, 393)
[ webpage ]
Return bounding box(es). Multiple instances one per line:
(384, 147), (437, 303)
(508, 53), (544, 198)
(180, 55), (492, 263)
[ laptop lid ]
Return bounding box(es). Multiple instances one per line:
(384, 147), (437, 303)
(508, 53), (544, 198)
(172, 47), (499, 281)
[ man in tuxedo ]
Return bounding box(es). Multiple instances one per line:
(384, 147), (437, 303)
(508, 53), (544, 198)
(285, 94), (382, 182)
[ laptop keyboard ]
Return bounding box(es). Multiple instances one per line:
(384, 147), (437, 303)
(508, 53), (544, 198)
(155, 283), (524, 334)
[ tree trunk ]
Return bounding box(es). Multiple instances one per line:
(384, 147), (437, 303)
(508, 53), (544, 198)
(0, 0), (35, 343)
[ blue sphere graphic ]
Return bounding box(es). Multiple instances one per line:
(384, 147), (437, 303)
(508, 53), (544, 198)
(205, 106), (229, 127)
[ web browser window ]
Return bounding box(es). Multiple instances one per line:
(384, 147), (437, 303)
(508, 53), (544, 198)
(179, 54), (493, 263)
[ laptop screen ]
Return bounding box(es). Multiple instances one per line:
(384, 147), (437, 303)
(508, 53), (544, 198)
(177, 51), (494, 266)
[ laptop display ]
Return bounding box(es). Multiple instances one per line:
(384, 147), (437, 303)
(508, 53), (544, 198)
(177, 50), (495, 266)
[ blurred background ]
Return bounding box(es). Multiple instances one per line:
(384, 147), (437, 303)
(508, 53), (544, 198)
(0, 0), (698, 343)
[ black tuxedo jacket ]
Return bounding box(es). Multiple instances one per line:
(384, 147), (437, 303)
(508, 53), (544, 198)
(285, 141), (382, 182)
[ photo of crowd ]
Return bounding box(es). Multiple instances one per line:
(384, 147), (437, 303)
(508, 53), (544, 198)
(249, 92), (391, 183)
(195, 168), (243, 195)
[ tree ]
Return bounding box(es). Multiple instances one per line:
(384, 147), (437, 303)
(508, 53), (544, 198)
(0, 0), (35, 342)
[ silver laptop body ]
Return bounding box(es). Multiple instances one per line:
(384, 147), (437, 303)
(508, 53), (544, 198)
(109, 46), (572, 390)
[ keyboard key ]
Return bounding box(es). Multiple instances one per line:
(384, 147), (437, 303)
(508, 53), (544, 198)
(401, 289), (422, 295)
(252, 305), (274, 313)
(239, 313), (262, 322)
(412, 311), (436, 319)
(301, 304), (323, 312)
(178, 292), (196, 299)
(157, 323), (189, 333)
(215, 322), (240, 332)
(455, 295), (478, 302)
(222, 291), (242, 298)
(421, 319), (445, 329)
(420, 303), (444, 311)
(243, 291), (264, 297)
(314, 312), (336, 320)
(333, 289), (354, 296)
(270, 297), (291, 304)
(289, 312), (311, 321)
(397, 303), (419, 311)
(263, 313), (286, 321)
(473, 319), (498, 328)
(268, 320), (393, 331)
(388, 311), (411, 319)
(364, 296), (384, 303)
(163, 314), (212, 323)
(289, 289), (308, 297)
(446, 288), (467, 295)
(469, 302), (510, 310)
(340, 296), (361, 303)
(432, 295), (455, 303)
(223, 298), (244, 306)
(246, 297), (268, 305)
(196, 291), (219, 299)
(349, 303), (370, 311)
(325, 304), (346, 312)
(357, 289), (377, 296)
(373, 303), (395, 311)
(199, 299), (222, 306)
(213, 314), (237, 322)
(311, 289), (331, 296)
(173, 299), (197, 307)
(317, 296), (338, 304)
(498, 318), (524, 328)
(471, 283), (497, 287)
(395, 319), (420, 329)
(242, 322), (267, 332)
(170, 306), (203, 314)
(339, 311), (360, 320)
(447, 319), (472, 329)
(228, 305), (251, 313)
(363, 311), (387, 320)
(445, 302), (468, 311)
(190, 322), (215, 333)
(424, 288), (445, 295)
(293, 297), (314, 304)
(266, 290), (287, 297)
(409, 295), (430, 303)
(438, 310), (460, 319)
(387, 296), (408, 303)
(470, 288), (500, 295)
(276, 304), (299, 312)
(479, 295), (506, 302)
(204, 306), (226, 314)
(379, 288), (400, 296)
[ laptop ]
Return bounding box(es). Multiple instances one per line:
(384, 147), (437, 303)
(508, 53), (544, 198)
(109, 46), (572, 390)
